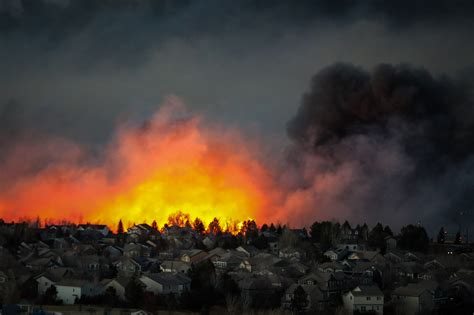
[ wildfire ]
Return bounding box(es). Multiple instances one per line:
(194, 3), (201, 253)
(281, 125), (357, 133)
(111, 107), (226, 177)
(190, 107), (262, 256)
(162, 211), (252, 235)
(0, 98), (281, 231)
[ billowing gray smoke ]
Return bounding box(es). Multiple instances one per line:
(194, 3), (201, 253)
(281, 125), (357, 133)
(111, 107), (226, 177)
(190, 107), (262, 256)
(284, 63), (474, 232)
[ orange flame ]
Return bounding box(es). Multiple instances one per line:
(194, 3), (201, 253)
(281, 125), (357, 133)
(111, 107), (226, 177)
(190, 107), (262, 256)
(0, 98), (282, 231)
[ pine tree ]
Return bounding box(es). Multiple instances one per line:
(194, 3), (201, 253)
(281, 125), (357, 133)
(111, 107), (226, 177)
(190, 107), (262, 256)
(208, 218), (222, 235)
(383, 225), (393, 237)
(399, 224), (430, 252)
(291, 285), (308, 313)
(437, 227), (446, 244)
(269, 223), (276, 233)
(117, 219), (124, 234)
(151, 220), (158, 230)
(193, 218), (205, 235)
(125, 279), (145, 308)
(276, 224), (283, 235)
(455, 231), (462, 244)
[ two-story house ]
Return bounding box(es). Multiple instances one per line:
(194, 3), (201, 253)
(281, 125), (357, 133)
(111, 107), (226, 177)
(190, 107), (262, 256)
(343, 285), (384, 314)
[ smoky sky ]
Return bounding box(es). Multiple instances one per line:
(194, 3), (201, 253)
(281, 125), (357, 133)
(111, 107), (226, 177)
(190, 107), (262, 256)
(288, 63), (474, 165)
(1, 0), (474, 231)
(283, 63), (474, 233)
(1, 0), (474, 145)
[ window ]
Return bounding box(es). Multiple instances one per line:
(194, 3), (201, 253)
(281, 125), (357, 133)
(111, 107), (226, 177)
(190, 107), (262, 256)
(367, 297), (371, 301)
(361, 306), (366, 311)
(377, 296), (381, 300)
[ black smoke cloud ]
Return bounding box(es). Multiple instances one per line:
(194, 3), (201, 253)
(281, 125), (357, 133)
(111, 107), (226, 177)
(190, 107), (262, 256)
(284, 63), (474, 232)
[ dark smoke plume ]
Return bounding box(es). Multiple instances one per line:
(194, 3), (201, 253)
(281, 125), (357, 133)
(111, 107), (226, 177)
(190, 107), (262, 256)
(285, 63), (474, 232)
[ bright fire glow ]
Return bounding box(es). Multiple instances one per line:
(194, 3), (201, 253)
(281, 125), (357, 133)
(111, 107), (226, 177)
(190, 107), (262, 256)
(0, 98), (281, 232)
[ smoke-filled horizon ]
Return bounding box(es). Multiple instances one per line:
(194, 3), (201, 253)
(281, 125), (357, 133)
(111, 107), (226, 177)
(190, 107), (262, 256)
(1, 0), (474, 235)
(283, 63), (474, 235)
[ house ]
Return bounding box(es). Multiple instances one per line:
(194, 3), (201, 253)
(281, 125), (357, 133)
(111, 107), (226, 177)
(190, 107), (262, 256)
(55, 279), (86, 304)
(384, 250), (404, 264)
(279, 247), (303, 261)
(24, 257), (63, 271)
(282, 284), (326, 312)
(124, 243), (150, 258)
(423, 259), (445, 271)
(287, 228), (307, 239)
(160, 260), (191, 273)
(385, 236), (397, 250)
(404, 251), (424, 262)
(139, 273), (191, 295)
(239, 276), (277, 308)
(212, 251), (246, 271)
(127, 224), (160, 241)
(103, 245), (123, 260)
(114, 257), (142, 276)
(340, 222), (369, 241)
(347, 250), (384, 263)
(77, 224), (109, 237)
(158, 249), (179, 261)
(102, 277), (130, 301)
(77, 255), (103, 272)
(247, 253), (282, 274)
(397, 262), (423, 279)
(324, 248), (349, 261)
(298, 271), (349, 297)
(35, 268), (75, 296)
(341, 221), (358, 241)
(74, 244), (98, 256)
(459, 252), (474, 263)
(127, 223), (155, 235)
(298, 272), (322, 286)
(239, 259), (252, 272)
(236, 245), (259, 257)
(318, 261), (345, 273)
(337, 241), (366, 252)
(202, 236), (216, 249)
(204, 247), (226, 260)
(342, 285), (384, 314)
(52, 238), (73, 250)
(449, 276), (474, 307)
(266, 236), (279, 254)
(271, 259), (308, 278)
(347, 261), (382, 281)
(180, 249), (207, 264)
(392, 283), (435, 315)
(42, 225), (74, 240)
(35, 273), (58, 296)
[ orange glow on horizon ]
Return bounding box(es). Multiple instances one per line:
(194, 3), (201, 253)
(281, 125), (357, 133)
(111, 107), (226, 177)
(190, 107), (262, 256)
(0, 98), (282, 231)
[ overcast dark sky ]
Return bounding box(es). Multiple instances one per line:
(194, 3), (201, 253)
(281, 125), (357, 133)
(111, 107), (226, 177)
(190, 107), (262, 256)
(1, 0), (474, 232)
(1, 0), (473, 146)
